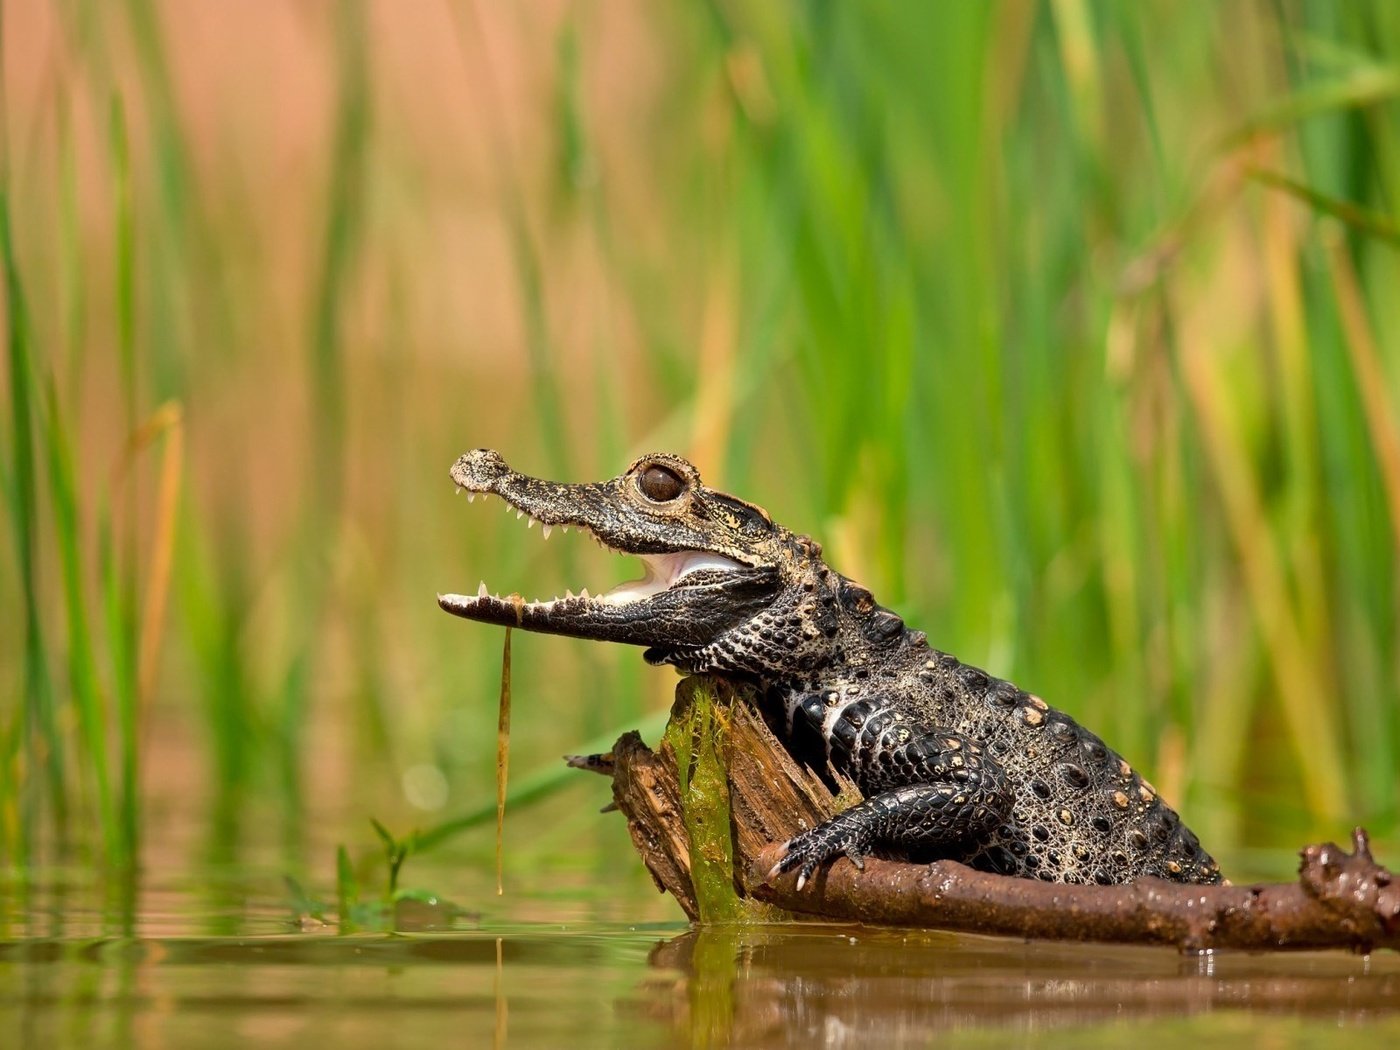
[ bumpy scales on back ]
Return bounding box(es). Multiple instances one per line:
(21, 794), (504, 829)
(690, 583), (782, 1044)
(439, 449), (1222, 888)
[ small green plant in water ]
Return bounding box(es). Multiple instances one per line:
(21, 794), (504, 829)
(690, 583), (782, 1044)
(328, 820), (468, 932)
(370, 817), (415, 900)
(335, 844), (359, 931)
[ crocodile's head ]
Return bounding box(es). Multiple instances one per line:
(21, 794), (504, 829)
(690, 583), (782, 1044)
(438, 448), (839, 675)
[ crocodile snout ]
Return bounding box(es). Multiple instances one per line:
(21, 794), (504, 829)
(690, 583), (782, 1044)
(450, 448), (511, 490)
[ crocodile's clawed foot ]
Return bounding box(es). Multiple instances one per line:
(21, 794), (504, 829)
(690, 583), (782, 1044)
(767, 815), (875, 891)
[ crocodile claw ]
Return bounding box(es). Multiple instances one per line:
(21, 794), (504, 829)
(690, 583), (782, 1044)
(767, 819), (874, 891)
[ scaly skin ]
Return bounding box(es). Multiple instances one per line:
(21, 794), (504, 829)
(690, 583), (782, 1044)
(439, 449), (1222, 887)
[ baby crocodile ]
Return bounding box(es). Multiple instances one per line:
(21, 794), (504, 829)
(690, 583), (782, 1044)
(439, 449), (1222, 888)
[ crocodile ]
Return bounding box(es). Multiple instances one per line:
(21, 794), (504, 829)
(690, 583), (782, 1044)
(439, 448), (1223, 888)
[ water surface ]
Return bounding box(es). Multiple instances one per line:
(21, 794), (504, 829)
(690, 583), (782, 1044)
(5, 865), (1399, 1048)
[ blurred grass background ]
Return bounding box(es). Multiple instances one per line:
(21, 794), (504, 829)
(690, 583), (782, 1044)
(2, 0), (1398, 902)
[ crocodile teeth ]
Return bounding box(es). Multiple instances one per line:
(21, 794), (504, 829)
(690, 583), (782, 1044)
(447, 489), (747, 618)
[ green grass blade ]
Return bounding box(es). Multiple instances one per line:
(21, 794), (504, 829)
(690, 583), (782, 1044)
(1, 185), (65, 859)
(1247, 167), (1400, 247)
(40, 378), (118, 864)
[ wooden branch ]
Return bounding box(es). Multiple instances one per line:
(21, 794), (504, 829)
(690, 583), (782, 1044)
(608, 675), (1400, 951)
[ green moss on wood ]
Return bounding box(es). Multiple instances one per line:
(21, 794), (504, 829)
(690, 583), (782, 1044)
(664, 676), (778, 924)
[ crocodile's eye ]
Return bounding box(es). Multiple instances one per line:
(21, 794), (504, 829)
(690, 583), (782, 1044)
(638, 464), (686, 503)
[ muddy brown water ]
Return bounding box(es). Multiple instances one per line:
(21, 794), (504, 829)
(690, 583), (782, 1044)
(5, 866), (1400, 1049)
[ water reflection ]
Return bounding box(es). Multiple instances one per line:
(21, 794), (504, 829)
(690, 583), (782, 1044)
(646, 924), (1400, 1047)
(2, 927), (677, 1049)
(6, 906), (1400, 1047)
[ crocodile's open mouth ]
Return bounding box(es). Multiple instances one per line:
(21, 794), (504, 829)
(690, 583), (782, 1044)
(437, 448), (782, 650)
(436, 486), (747, 619)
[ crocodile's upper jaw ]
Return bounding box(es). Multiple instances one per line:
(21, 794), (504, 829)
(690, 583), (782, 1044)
(437, 448), (787, 652)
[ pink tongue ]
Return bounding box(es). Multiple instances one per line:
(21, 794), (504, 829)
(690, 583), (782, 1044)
(598, 551), (745, 606)
(600, 560), (667, 606)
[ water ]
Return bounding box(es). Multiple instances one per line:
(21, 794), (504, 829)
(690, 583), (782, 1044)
(5, 867), (1400, 1048)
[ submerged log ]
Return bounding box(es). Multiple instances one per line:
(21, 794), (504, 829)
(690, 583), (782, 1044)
(609, 675), (1400, 952)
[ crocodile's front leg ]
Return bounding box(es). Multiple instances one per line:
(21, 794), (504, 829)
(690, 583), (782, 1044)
(771, 692), (1012, 889)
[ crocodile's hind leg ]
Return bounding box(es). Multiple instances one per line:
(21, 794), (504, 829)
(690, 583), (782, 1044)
(771, 694), (1012, 889)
